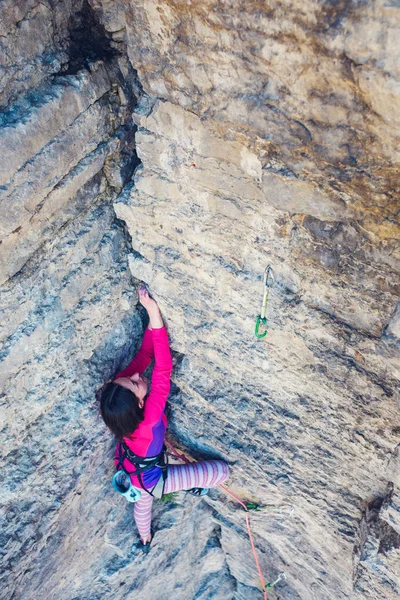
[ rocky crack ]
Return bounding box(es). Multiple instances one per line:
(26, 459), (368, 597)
(62, 0), (119, 75)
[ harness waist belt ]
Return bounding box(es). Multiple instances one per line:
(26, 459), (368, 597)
(117, 440), (168, 498)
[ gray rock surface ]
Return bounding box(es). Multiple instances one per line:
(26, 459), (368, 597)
(114, 96), (400, 600)
(0, 2), (144, 599)
(1, 1), (399, 599)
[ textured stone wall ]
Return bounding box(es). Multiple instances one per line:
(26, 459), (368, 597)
(0, 2), (144, 599)
(100, 1), (400, 598)
(1, 1), (399, 600)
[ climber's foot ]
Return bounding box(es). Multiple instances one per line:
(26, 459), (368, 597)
(137, 531), (153, 554)
(138, 540), (151, 554)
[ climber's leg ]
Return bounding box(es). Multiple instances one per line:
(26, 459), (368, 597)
(133, 489), (153, 541)
(163, 460), (229, 494)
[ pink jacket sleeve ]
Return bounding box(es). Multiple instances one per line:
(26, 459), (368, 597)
(115, 327), (154, 378)
(143, 326), (173, 425)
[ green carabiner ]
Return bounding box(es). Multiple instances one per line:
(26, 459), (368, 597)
(265, 572), (286, 589)
(245, 502), (262, 511)
(254, 316), (268, 339)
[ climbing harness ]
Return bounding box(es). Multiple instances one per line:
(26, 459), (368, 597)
(255, 266), (274, 339)
(164, 440), (290, 600)
(265, 572), (286, 590)
(114, 440), (169, 500)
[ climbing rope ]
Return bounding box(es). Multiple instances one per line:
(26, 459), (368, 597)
(255, 266), (274, 338)
(218, 485), (268, 600)
(164, 440), (289, 599)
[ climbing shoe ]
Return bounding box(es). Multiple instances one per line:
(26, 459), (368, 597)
(186, 487), (209, 496)
(138, 540), (151, 554)
(137, 530), (154, 554)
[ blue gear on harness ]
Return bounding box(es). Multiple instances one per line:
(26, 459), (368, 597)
(114, 440), (169, 500)
(112, 470), (142, 503)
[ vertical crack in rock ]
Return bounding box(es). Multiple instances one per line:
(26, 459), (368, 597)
(64, 0), (119, 75)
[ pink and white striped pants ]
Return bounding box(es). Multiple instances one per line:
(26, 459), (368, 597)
(134, 460), (229, 539)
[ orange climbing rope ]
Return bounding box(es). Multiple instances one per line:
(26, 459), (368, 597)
(164, 440), (268, 600)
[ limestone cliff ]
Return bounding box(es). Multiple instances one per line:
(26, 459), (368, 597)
(0, 1), (399, 600)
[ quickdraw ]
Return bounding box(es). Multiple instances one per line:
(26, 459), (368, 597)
(246, 503), (295, 516)
(255, 266), (274, 338)
(265, 572), (286, 590)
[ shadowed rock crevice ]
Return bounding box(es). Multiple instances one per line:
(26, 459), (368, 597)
(64, 0), (119, 75)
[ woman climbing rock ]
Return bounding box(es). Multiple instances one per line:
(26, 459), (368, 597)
(99, 286), (229, 552)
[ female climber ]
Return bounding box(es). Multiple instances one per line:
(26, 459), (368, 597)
(99, 286), (229, 551)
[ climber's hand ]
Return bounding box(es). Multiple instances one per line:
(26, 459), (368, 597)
(139, 286), (157, 311)
(139, 286), (164, 329)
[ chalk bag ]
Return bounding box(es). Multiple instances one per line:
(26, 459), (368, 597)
(112, 470), (142, 503)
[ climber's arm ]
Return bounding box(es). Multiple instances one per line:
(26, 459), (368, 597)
(139, 288), (173, 424)
(143, 326), (172, 424)
(114, 326), (154, 378)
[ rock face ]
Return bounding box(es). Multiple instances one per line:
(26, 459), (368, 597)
(0, 3), (145, 599)
(1, 1), (399, 600)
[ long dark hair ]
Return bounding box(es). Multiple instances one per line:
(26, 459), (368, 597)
(99, 382), (144, 439)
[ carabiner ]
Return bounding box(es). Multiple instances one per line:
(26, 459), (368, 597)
(245, 502), (262, 511)
(265, 572), (286, 589)
(264, 265), (274, 290)
(277, 504), (295, 516)
(246, 502), (295, 515)
(255, 315), (268, 338)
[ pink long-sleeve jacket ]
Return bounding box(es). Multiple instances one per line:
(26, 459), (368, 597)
(114, 326), (173, 489)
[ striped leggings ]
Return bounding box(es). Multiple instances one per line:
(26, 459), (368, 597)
(134, 460), (229, 539)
